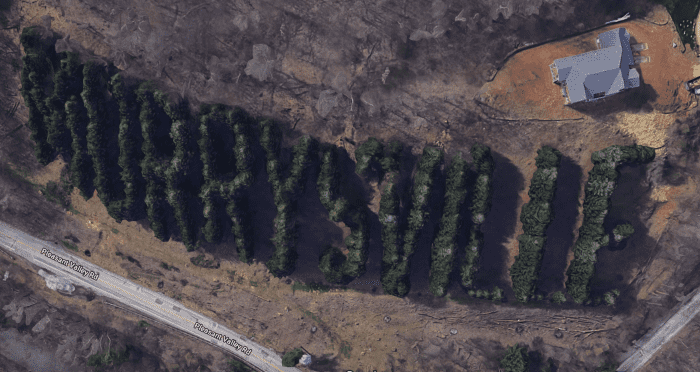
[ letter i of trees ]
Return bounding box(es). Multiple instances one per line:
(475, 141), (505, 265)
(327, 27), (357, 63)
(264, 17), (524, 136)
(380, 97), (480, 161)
(509, 146), (561, 302)
(429, 153), (469, 297)
(461, 144), (495, 288)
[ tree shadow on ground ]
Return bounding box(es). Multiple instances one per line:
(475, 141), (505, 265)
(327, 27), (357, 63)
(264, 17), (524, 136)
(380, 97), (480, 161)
(337, 146), (385, 292)
(308, 353), (342, 372)
(405, 163), (451, 307)
(592, 163), (658, 311)
(473, 151), (524, 300)
(289, 163), (347, 284)
(406, 153), (445, 301)
(536, 155), (583, 295)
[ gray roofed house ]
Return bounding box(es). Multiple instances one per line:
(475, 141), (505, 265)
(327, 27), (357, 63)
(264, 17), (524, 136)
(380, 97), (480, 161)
(550, 28), (640, 105)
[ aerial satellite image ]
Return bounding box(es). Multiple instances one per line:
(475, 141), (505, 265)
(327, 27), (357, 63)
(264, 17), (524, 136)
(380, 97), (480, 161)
(1, 0), (700, 371)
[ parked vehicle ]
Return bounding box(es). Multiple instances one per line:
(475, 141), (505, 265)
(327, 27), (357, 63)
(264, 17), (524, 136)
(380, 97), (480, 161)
(684, 76), (700, 92)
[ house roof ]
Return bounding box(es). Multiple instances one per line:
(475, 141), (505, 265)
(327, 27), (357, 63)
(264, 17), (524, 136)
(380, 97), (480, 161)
(552, 28), (639, 104)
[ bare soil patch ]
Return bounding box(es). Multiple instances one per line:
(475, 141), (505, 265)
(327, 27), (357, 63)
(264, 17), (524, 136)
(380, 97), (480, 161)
(477, 7), (698, 120)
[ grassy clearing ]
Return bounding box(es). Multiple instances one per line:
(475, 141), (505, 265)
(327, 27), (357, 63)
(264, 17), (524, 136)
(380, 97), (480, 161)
(297, 307), (322, 323)
(291, 282), (331, 294)
(61, 240), (78, 251)
(652, 0), (700, 48)
(339, 341), (352, 358)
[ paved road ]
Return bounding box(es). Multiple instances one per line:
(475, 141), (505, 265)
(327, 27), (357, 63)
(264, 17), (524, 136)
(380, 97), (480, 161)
(0, 220), (302, 372)
(617, 286), (700, 371)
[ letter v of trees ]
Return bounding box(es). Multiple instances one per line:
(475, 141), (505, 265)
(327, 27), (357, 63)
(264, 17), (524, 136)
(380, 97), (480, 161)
(82, 61), (124, 221)
(136, 83), (169, 241)
(109, 73), (145, 221)
(19, 26), (56, 165)
(509, 146), (562, 302)
(382, 145), (443, 297)
(461, 144), (495, 287)
(317, 144), (370, 283)
(428, 153), (469, 296)
(566, 145), (655, 303)
(260, 119), (317, 277)
(154, 90), (199, 251)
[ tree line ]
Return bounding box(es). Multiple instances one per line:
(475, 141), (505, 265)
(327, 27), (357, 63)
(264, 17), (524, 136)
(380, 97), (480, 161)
(509, 146), (561, 302)
(19, 27), (656, 303)
(565, 145), (655, 303)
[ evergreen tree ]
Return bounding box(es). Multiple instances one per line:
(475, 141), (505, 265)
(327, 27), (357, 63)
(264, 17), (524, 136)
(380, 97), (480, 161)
(461, 143), (495, 287)
(155, 90), (197, 251)
(136, 83), (169, 241)
(46, 51), (81, 155)
(499, 344), (529, 372)
(65, 95), (94, 199)
(510, 146), (561, 302)
(83, 61), (121, 220)
(429, 153), (469, 297)
(110, 73), (145, 221)
(19, 27), (55, 164)
(566, 145), (655, 303)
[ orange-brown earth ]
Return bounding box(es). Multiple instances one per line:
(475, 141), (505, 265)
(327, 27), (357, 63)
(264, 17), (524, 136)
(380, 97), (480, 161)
(477, 5), (697, 120)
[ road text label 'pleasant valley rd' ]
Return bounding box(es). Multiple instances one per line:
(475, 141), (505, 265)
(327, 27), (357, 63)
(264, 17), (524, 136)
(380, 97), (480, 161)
(194, 322), (253, 356)
(40, 248), (99, 280)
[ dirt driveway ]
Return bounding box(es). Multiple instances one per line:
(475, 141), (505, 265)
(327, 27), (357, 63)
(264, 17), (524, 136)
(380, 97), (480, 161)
(476, 5), (698, 121)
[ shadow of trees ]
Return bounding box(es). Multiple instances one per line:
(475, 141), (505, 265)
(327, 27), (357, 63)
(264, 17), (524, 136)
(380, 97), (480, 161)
(536, 155), (583, 295)
(407, 153), (445, 297)
(592, 163), (658, 307)
(473, 151), (523, 300)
